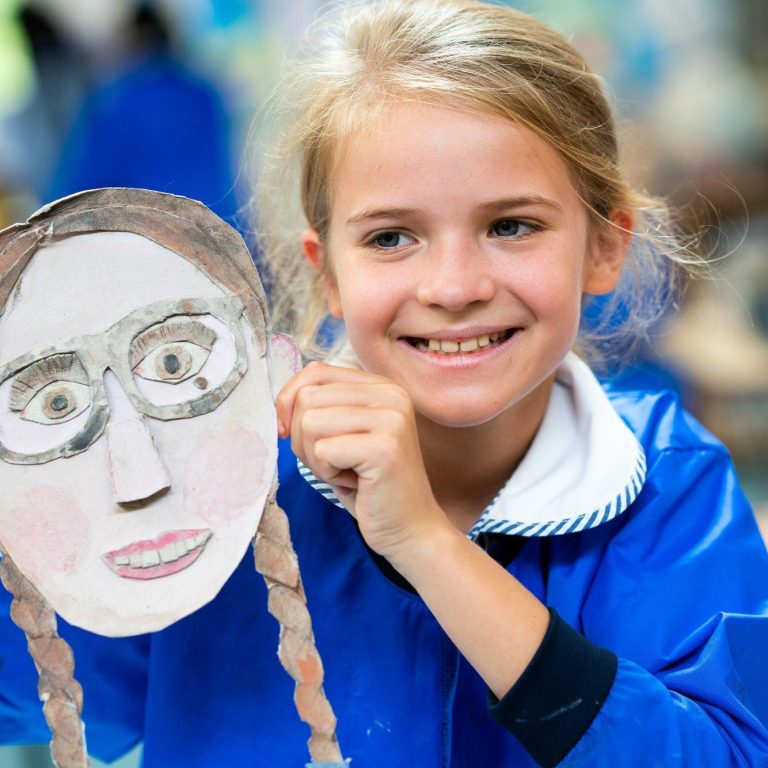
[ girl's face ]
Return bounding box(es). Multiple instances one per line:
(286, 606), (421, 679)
(307, 102), (626, 429)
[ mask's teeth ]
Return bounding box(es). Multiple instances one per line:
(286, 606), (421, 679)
(159, 542), (178, 563)
(112, 531), (212, 569)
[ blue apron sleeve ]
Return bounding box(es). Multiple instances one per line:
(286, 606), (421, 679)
(559, 446), (768, 767)
(564, 616), (768, 767)
(0, 581), (149, 763)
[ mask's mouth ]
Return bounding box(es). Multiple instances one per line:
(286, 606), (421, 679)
(404, 328), (518, 355)
(102, 528), (212, 580)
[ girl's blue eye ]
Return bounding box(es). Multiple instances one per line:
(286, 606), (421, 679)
(371, 231), (411, 249)
(491, 219), (534, 238)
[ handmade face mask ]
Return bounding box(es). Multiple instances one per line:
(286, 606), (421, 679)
(0, 190), (298, 636)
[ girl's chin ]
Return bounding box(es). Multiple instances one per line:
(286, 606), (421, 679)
(413, 398), (512, 430)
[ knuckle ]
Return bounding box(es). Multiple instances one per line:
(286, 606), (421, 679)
(298, 408), (318, 437)
(386, 408), (408, 434)
(304, 360), (326, 377)
(294, 384), (316, 409)
(377, 432), (401, 462)
(391, 384), (413, 411)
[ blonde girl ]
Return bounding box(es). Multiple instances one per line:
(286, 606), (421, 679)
(267, 1), (768, 766)
(1, 1), (767, 766)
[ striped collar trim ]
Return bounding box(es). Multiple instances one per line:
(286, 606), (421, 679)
(297, 353), (646, 539)
(465, 452), (646, 539)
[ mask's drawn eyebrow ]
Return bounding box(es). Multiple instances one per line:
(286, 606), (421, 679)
(130, 319), (217, 369)
(8, 353), (89, 412)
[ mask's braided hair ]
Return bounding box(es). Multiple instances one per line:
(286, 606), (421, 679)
(0, 549), (88, 768)
(253, 477), (344, 763)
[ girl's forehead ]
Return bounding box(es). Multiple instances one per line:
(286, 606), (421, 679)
(0, 231), (226, 361)
(328, 102), (582, 218)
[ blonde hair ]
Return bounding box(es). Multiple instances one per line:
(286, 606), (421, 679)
(253, 0), (701, 365)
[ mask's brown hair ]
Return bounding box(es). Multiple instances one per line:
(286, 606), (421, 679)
(0, 188), (270, 355)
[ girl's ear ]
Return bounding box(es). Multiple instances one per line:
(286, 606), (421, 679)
(300, 229), (343, 318)
(583, 209), (634, 296)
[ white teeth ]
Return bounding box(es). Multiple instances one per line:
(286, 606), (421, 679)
(113, 532), (211, 569)
(142, 550), (160, 567)
(417, 331), (510, 355)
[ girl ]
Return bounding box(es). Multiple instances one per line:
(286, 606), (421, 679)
(1, 1), (767, 766)
(259, 0), (768, 765)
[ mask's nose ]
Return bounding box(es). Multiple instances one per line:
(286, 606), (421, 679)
(104, 370), (171, 504)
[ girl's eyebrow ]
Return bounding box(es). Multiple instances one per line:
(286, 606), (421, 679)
(345, 207), (414, 226)
(345, 196), (563, 227)
(477, 195), (564, 214)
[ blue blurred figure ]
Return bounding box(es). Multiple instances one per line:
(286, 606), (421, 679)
(0, 5), (89, 208)
(49, 3), (237, 221)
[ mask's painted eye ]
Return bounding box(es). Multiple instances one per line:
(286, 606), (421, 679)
(22, 381), (91, 425)
(133, 341), (211, 383)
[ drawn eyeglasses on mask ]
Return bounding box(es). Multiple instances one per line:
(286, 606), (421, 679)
(0, 296), (247, 464)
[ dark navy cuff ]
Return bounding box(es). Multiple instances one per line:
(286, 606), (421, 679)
(488, 608), (617, 767)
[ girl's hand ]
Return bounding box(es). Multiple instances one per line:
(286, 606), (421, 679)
(276, 362), (449, 563)
(279, 362), (549, 699)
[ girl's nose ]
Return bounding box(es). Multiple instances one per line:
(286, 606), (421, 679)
(416, 238), (496, 311)
(103, 371), (170, 504)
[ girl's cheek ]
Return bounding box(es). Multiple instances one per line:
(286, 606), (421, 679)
(3, 486), (91, 577)
(182, 428), (271, 525)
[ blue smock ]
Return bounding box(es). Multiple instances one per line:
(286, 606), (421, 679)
(1, 387), (768, 766)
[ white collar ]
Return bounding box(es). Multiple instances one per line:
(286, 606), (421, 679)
(298, 353), (646, 538)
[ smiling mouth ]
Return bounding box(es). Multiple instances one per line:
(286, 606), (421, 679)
(102, 529), (212, 580)
(404, 329), (518, 354)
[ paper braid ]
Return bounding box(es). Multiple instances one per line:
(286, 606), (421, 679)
(0, 550), (88, 768)
(253, 478), (344, 763)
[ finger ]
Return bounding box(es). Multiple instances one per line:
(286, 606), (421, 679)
(313, 431), (403, 485)
(290, 407), (403, 493)
(294, 382), (409, 416)
(292, 404), (411, 466)
(277, 362), (367, 436)
(277, 362), (401, 436)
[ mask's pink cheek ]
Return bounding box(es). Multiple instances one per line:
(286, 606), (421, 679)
(182, 428), (272, 525)
(2, 487), (90, 577)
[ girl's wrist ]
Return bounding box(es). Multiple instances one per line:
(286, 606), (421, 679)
(384, 514), (466, 586)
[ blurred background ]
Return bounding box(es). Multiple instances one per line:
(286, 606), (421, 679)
(0, 0), (766, 765)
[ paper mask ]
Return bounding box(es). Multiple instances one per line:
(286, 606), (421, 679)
(0, 189), (344, 768)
